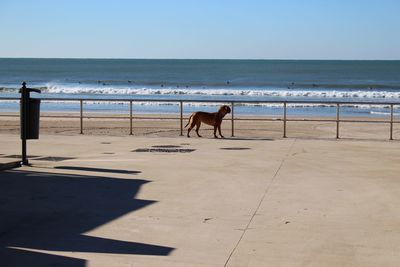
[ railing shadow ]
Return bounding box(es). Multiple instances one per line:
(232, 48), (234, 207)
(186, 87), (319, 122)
(53, 166), (142, 174)
(0, 169), (174, 267)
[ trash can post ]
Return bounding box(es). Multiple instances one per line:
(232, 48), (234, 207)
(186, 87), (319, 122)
(21, 82), (29, 165)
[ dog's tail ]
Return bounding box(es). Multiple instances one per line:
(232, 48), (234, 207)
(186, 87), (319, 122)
(184, 114), (193, 128)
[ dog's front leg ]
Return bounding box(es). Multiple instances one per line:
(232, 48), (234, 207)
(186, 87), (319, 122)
(213, 125), (218, 138)
(218, 125), (224, 138)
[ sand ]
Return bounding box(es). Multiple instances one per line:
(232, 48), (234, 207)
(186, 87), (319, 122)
(0, 112), (399, 140)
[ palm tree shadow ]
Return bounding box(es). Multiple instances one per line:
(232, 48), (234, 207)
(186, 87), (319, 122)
(0, 169), (174, 267)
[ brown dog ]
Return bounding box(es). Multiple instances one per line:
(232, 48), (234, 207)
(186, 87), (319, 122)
(185, 105), (231, 138)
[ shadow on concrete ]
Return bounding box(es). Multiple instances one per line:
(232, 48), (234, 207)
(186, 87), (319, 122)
(0, 169), (174, 267)
(219, 147), (251, 150)
(54, 166), (142, 175)
(223, 137), (275, 141)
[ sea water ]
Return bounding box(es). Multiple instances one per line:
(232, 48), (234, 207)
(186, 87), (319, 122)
(1, 58), (400, 117)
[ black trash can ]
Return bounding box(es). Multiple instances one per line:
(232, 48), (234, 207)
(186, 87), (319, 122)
(20, 98), (41, 139)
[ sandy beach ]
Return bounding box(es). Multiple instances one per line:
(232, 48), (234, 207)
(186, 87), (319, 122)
(1, 112), (399, 140)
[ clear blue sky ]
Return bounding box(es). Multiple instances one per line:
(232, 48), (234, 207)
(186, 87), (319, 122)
(1, 0), (399, 59)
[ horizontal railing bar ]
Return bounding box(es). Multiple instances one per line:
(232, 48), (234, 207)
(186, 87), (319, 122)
(1, 113), (400, 123)
(88, 116), (182, 120)
(234, 118), (282, 121)
(1, 113), (400, 125)
(339, 120), (395, 123)
(0, 114), (182, 120)
(286, 119), (393, 123)
(286, 119), (339, 122)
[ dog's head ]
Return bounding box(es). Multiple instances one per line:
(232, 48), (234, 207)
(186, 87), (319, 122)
(219, 105), (231, 115)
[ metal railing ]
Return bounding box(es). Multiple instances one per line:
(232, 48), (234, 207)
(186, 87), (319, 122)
(0, 97), (399, 140)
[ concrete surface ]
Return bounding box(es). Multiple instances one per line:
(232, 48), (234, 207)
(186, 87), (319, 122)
(0, 134), (400, 266)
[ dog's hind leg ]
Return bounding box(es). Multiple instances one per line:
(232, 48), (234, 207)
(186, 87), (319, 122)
(195, 122), (202, 137)
(187, 114), (196, 137)
(187, 124), (193, 137)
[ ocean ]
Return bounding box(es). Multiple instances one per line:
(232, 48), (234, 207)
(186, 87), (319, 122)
(1, 58), (400, 117)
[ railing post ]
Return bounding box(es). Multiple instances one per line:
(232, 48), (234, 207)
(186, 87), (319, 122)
(180, 101), (183, 136)
(231, 102), (234, 137)
(336, 103), (340, 139)
(80, 100), (83, 134)
(390, 104), (394, 140)
(283, 102), (287, 138)
(129, 100), (133, 135)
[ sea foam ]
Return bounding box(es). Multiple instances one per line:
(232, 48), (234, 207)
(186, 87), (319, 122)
(41, 84), (400, 99)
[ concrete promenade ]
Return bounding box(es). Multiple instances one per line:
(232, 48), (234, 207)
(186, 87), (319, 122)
(1, 134), (400, 266)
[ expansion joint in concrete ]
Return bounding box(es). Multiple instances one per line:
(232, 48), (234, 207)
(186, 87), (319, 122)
(223, 139), (297, 266)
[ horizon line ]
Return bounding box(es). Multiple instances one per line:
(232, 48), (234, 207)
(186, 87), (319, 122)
(1, 57), (399, 61)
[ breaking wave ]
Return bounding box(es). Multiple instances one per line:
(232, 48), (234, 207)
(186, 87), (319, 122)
(37, 84), (400, 99)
